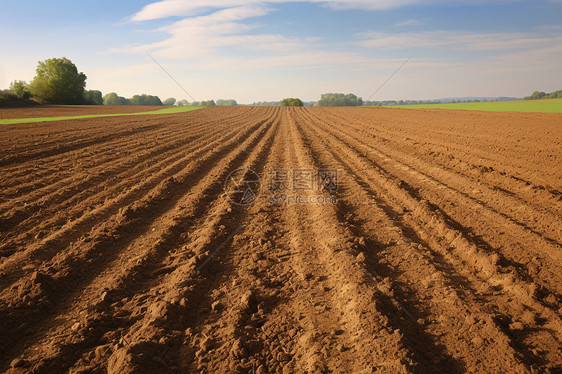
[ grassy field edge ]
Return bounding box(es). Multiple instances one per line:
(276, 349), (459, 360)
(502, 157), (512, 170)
(383, 98), (562, 113)
(0, 106), (206, 125)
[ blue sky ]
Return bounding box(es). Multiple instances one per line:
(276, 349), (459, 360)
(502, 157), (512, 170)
(1, 0), (561, 103)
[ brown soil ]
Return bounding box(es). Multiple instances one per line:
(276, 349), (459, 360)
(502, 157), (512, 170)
(0, 105), (167, 119)
(0, 107), (560, 373)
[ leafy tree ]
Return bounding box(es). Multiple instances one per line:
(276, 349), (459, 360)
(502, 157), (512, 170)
(176, 99), (190, 106)
(281, 98), (303, 106)
(103, 92), (130, 105)
(251, 101), (280, 106)
(9, 80), (31, 99)
(163, 97), (176, 106)
(83, 90), (103, 105)
(524, 90), (562, 100)
(549, 90), (562, 99)
(317, 93), (362, 106)
(216, 99), (238, 106)
(130, 94), (162, 105)
(524, 91), (547, 100)
(199, 100), (216, 106)
(28, 57), (86, 104)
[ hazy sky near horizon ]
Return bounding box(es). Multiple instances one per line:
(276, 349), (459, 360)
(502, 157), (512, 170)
(1, 0), (561, 103)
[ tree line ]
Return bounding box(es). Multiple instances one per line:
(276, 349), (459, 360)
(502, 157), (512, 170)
(316, 93), (362, 106)
(176, 99), (238, 106)
(524, 90), (562, 100)
(281, 98), (303, 106)
(102, 93), (169, 106)
(4, 57), (176, 106)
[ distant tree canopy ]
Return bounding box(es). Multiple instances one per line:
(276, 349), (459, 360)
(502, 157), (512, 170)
(199, 100), (216, 106)
(130, 94), (162, 106)
(163, 97), (176, 106)
(28, 57), (86, 104)
(102, 92), (164, 105)
(176, 99), (190, 106)
(216, 99), (237, 106)
(5, 57), (180, 106)
(103, 92), (130, 105)
(524, 90), (562, 100)
(83, 90), (103, 105)
(281, 98), (303, 106)
(316, 93), (362, 107)
(9, 80), (31, 99)
(250, 101), (280, 106)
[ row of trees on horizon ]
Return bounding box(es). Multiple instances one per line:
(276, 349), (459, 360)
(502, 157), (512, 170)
(524, 90), (562, 100)
(4, 57), (177, 106)
(3, 57), (560, 108)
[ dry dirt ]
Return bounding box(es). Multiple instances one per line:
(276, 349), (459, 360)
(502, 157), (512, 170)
(0, 106), (561, 373)
(0, 105), (166, 119)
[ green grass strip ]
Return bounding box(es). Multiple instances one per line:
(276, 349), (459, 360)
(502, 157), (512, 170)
(384, 98), (562, 113)
(0, 106), (205, 125)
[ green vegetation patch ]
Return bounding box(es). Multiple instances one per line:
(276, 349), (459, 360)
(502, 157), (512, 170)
(386, 99), (562, 113)
(0, 106), (205, 125)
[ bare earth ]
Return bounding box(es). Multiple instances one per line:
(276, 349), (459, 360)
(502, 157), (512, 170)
(0, 105), (166, 119)
(0, 107), (561, 373)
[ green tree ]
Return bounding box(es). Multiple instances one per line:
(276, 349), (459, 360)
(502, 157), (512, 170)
(83, 90), (103, 105)
(163, 97), (176, 106)
(130, 94), (162, 105)
(524, 90), (562, 100)
(281, 98), (303, 106)
(216, 99), (238, 106)
(199, 100), (216, 106)
(28, 57), (86, 104)
(524, 91), (546, 100)
(317, 93), (362, 106)
(176, 99), (189, 106)
(103, 92), (130, 105)
(9, 80), (31, 99)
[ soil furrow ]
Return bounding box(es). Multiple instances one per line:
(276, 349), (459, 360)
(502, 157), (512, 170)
(0, 108), (278, 372)
(0, 118), (245, 256)
(285, 108), (416, 373)
(2, 106), (560, 373)
(297, 110), (535, 372)
(299, 108), (562, 371)
(0, 110), (263, 281)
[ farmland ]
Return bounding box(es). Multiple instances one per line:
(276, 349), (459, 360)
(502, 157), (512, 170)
(388, 98), (562, 113)
(0, 106), (561, 373)
(0, 105), (204, 125)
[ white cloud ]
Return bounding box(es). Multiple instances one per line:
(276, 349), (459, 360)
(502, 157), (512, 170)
(112, 0), (562, 102)
(197, 53), (458, 71)
(118, 5), (318, 59)
(356, 30), (555, 51)
(394, 19), (424, 27)
(131, 0), (537, 21)
(131, 0), (438, 21)
(534, 24), (562, 31)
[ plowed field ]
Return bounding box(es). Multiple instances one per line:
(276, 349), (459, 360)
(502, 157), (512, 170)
(0, 106), (561, 373)
(0, 105), (166, 119)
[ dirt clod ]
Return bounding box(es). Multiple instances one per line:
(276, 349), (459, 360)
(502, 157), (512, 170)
(212, 300), (224, 312)
(277, 352), (292, 362)
(10, 358), (26, 368)
(356, 252), (366, 263)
